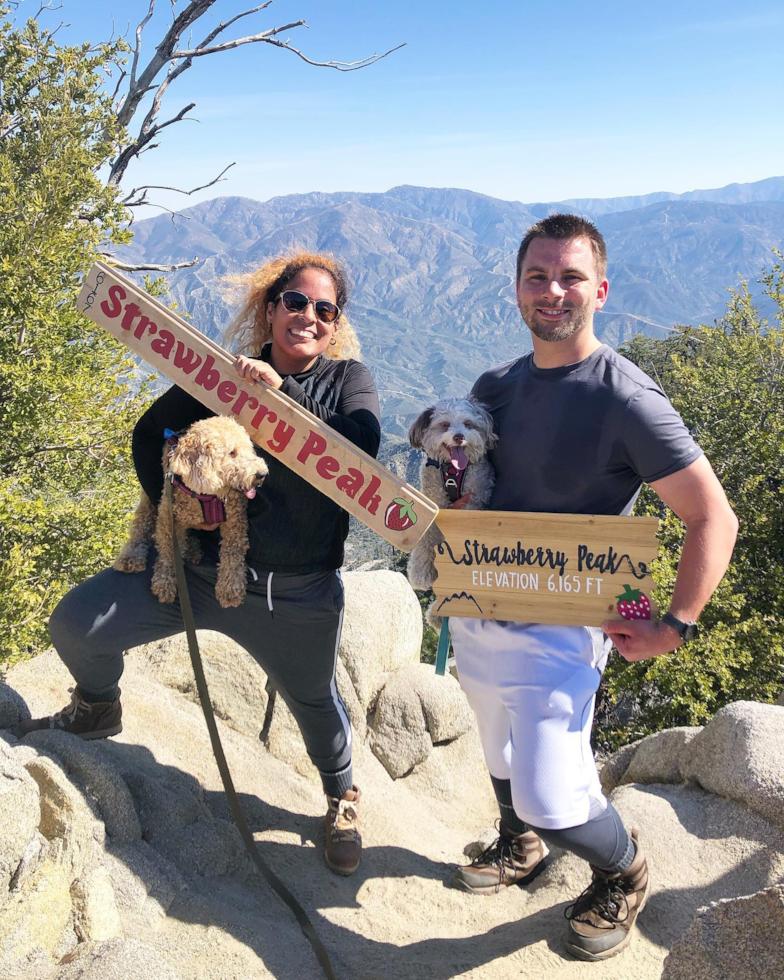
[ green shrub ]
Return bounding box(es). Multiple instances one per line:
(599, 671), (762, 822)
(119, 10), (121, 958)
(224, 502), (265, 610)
(0, 11), (147, 664)
(599, 265), (784, 745)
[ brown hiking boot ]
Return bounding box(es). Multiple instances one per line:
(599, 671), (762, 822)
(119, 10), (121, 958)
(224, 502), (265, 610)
(324, 786), (362, 876)
(452, 823), (549, 895)
(11, 688), (122, 741)
(564, 828), (650, 961)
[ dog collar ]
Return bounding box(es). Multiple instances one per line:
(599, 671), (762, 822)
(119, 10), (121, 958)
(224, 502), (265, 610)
(426, 457), (468, 503)
(165, 429), (226, 525)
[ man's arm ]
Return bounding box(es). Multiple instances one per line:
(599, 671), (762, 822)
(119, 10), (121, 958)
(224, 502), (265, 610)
(602, 455), (738, 661)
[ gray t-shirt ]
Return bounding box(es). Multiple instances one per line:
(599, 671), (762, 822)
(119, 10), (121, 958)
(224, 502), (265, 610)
(471, 344), (702, 516)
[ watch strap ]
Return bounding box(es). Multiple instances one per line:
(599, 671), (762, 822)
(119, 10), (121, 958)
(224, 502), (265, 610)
(661, 611), (699, 642)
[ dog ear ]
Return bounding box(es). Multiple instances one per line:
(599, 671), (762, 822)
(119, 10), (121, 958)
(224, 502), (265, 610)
(408, 406), (435, 450)
(169, 435), (205, 485)
(471, 399), (499, 450)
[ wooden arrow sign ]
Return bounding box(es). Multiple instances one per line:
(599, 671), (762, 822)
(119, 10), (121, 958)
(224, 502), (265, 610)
(77, 262), (438, 552)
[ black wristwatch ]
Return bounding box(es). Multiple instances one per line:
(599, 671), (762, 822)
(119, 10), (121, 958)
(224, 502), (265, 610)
(660, 611), (700, 643)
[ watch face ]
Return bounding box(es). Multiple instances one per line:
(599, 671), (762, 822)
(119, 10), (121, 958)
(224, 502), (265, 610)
(682, 623), (699, 642)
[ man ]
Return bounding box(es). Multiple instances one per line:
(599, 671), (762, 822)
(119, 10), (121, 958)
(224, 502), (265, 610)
(448, 214), (738, 961)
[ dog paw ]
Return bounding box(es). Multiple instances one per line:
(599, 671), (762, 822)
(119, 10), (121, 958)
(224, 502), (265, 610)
(114, 556), (147, 573)
(183, 541), (203, 565)
(408, 569), (437, 591)
(215, 584), (245, 608)
(151, 577), (177, 604)
(426, 607), (443, 631)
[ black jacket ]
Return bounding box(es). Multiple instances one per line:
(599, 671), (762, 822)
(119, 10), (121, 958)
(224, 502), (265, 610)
(132, 346), (381, 573)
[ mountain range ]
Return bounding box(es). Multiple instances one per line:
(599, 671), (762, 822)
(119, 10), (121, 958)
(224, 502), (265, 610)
(117, 176), (784, 438)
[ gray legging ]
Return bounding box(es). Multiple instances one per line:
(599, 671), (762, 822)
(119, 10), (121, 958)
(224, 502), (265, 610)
(48, 558), (354, 799)
(491, 774), (634, 873)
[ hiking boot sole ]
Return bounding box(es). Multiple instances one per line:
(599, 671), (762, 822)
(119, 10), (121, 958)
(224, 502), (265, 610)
(10, 722), (123, 740)
(77, 723), (123, 740)
(565, 934), (630, 962)
(324, 853), (361, 877)
(451, 852), (550, 895)
(564, 875), (650, 961)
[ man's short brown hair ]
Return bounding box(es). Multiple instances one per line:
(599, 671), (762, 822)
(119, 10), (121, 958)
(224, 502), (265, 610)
(516, 213), (607, 282)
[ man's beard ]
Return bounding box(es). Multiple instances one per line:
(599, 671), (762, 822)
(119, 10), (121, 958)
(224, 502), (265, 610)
(519, 302), (591, 343)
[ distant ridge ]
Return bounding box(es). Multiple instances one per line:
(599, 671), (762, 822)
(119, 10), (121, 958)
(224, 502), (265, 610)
(118, 176), (784, 436)
(550, 175), (784, 216)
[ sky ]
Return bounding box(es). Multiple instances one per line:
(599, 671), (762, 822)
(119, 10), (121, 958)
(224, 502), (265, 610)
(30, 0), (784, 215)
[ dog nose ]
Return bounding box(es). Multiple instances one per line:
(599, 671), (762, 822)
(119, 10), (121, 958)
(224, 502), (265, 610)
(453, 434), (465, 444)
(255, 470), (267, 482)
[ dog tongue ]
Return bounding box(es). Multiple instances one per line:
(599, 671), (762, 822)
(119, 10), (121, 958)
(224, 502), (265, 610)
(244, 488), (257, 499)
(451, 445), (468, 471)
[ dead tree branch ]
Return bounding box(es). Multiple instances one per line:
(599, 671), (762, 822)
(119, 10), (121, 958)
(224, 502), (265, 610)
(122, 162), (235, 209)
(110, 98), (196, 187)
(100, 255), (199, 272)
(108, 0), (404, 189)
(129, 0), (156, 94)
(240, 36), (406, 72)
(34, 2), (64, 19)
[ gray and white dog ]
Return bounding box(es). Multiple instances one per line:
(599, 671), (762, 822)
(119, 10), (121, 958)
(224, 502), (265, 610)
(406, 396), (497, 602)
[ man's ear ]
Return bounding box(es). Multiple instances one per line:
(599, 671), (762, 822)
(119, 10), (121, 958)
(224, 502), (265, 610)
(595, 278), (609, 311)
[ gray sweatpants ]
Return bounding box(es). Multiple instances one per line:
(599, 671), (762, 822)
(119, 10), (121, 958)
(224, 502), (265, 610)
(48, 558), (353, 798)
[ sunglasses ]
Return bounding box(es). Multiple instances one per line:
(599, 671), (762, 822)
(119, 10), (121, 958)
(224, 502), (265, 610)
(277, 290), (341, 324)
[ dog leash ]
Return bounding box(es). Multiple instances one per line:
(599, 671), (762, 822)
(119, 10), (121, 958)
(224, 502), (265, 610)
(165, 478), (338, 980)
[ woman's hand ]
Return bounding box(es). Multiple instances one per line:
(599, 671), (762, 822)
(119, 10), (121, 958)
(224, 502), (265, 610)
(235, 355), (283, 390)
(192, 522), (221, 531)
(450, 492), (474, 509)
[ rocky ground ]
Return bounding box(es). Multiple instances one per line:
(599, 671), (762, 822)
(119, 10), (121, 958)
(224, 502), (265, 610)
(1, 571), (783, 979)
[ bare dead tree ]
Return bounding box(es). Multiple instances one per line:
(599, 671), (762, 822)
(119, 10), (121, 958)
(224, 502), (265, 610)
(109, 0), (404, 194)
(100, 256), (200, 272)
(96, 1), (402, 272)
(120, 163), (236, 210)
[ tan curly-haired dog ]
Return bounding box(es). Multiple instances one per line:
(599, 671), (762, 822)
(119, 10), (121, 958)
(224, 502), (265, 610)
(114, 416), (268, 608)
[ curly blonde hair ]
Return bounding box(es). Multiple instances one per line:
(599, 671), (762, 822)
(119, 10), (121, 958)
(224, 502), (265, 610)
(224, 252), (361, 361)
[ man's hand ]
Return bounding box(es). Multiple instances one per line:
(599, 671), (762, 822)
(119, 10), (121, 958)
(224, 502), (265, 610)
(601, 618), (683, 662)
(235, 355), (283, 390)
(450, 492), (474, 509)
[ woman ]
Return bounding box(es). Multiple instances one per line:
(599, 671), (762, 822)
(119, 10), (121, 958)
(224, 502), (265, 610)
(16, 252), (381, 876)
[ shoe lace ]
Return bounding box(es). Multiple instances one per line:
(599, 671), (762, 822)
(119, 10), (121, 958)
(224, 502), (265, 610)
(564, 873), (630, 930)
(50, 692), (90, 729)
(470, 828), (518, 885)
(328, 798), (360, 842)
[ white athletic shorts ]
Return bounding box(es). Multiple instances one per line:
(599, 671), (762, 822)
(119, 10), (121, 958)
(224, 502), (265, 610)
(449, 618), (612, 830)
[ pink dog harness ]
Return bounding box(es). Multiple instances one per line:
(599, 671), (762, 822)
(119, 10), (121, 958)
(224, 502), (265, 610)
(165, 429), (226, 525)
(426, 456), (468, 504)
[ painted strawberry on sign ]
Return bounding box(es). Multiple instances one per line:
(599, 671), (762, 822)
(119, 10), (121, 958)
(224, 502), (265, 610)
(615, 584), (652, 620)
(385, 498), (418, 532)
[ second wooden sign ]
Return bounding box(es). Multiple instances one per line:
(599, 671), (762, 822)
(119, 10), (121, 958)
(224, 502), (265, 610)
(432, 509), (660, 627)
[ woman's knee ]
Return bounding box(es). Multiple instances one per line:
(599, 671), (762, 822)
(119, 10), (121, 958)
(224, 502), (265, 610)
(49, 570), (132, 658)
(278, 689), (351, 763)
(48, 585), (90, 653)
